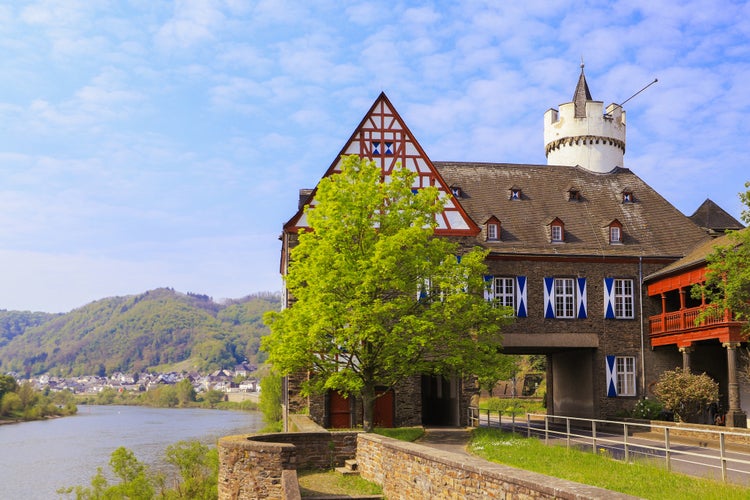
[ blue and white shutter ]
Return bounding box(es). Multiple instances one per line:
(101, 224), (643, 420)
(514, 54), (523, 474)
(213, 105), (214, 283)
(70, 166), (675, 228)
(603, 278), (616, 319)
(577, 278), (587, 319)
(516, 276), (527, 317)
(606, 355), (618, 397)
(544, 277), (555, 318)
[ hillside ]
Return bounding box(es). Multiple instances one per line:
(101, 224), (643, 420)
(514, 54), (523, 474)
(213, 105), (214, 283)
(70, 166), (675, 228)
(0, 288), (280, 377)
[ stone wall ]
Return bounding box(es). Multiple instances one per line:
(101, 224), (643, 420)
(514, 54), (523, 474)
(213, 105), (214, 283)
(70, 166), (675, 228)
(218, 428), (638, 500)
(217, 431), (358, 500)
(356, 433), (638, 500)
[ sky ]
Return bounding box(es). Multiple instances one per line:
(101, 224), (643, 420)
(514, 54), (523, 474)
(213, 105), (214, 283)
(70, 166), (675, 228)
(1, 1), (749, 313)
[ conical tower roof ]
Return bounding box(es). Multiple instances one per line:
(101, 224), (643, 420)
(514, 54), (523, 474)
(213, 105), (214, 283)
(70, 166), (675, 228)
(573, 64), (592, 118)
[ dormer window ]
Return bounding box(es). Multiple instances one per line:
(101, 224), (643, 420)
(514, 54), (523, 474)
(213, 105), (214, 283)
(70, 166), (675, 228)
(450, 186), (462, 198)
(610, 226), (621, 243)
(568, 187), (581, 201)
(607, 219), (623, 244)
(622, 190), (634, 203)
(485, 216), (501, 241)
(549, 218), (565, 243)
(487, 223), (498, 240)
(509, 186), (522, 200)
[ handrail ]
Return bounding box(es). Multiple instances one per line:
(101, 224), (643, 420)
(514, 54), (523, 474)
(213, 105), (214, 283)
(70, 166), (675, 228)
(467, 407), (750, 484)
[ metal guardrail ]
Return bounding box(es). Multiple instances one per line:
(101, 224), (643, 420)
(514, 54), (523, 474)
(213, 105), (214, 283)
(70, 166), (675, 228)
(468, 407), (750, 483)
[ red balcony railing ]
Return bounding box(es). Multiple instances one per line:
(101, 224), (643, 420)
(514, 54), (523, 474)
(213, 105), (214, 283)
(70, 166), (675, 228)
(649, 305), (734, 335)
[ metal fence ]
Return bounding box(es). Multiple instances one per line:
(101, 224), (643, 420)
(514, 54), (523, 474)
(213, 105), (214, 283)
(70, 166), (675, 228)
(468, 407), (750, 484)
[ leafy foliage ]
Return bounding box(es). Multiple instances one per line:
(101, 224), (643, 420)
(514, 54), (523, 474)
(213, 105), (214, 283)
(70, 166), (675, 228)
(263, 155), (510, 431)
(259, 371), (283, 426)
(59, 441), (218, 500)
(0, 289), (280, 376)
(630, 398), (665, 420)
(653, 369), (719, 423)
(0, 380), (77, 421)
(692, 181), (750, 334)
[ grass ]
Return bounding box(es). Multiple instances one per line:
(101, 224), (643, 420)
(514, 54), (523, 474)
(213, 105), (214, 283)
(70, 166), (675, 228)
(478, 397), (545, 415)
(297, 470), (382, 497)
(373, 426), (424, 442)
(469, 427), (749, 500)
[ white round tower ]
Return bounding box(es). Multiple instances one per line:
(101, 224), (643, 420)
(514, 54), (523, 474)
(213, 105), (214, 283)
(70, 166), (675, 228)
(544, 65), (626, 173)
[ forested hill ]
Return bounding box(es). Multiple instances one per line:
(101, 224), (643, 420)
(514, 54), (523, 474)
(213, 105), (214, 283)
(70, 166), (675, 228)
(0, 288), (280, 377)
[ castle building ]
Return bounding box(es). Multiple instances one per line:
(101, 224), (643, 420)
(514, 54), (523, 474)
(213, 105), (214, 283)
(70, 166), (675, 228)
(279, 66), (747, 428)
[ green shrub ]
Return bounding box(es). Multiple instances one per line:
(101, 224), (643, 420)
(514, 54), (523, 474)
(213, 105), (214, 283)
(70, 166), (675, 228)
(631, 398), (664, 420)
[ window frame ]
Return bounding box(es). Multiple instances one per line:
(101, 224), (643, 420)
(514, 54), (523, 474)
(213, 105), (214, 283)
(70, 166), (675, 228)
(487, 223), (498, 241)
(613, 278), (634, 319)
(551, 223), (564, 243)
(491, 277), (515, 309)
(554, 277), (575, 318)
(615, 356), (636, 396)
(610, 225), (621, 244)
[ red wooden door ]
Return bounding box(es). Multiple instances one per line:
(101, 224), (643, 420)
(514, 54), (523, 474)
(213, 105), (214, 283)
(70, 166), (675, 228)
(373, 390), (394, 428)
(329, 391), (351, 428)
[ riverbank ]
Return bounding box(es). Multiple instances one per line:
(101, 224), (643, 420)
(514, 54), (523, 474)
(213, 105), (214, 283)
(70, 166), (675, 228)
(0, 405), (264, 499)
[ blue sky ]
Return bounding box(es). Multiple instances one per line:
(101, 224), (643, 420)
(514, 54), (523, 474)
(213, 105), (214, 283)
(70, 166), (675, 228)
(1, 1), (749, 313)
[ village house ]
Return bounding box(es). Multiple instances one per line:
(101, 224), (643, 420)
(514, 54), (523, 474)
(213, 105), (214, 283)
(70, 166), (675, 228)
(278, 66), (748, 429)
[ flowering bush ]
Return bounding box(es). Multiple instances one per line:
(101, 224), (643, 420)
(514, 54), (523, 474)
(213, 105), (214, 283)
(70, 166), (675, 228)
(630, 398), (664, 420)
(653, 369), (719, 423)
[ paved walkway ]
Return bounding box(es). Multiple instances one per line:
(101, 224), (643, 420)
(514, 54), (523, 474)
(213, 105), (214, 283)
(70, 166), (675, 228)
(415, 427), (473, 456)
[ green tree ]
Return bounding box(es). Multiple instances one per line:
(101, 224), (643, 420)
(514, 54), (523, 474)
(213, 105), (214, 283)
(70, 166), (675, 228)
(16, 382), (38, 410)
(259, 371), (283, 426)
(263, 155), (509, 431)
(0, 374), (18, 400)
(199, 389), (225, 408)
(653, 369), (719, 423)
(1, 391), (22, 416)
(60, 447), (155, 499)
(163, 441), (218, 499)
(693, 181), (750, 334)
(175, 379), (196, 406)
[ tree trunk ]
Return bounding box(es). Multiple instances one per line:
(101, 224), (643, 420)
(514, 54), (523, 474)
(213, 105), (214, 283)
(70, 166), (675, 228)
(362, 385), (375, 432)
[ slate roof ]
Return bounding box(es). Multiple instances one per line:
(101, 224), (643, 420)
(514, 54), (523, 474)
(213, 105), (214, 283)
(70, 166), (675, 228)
(434, 162), (711, 258)
(689, 198), (744, 233)
(644, 227), (748, 281)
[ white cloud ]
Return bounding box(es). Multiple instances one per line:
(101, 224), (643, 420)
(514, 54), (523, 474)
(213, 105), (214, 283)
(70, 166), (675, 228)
(154, 0), (227, 51)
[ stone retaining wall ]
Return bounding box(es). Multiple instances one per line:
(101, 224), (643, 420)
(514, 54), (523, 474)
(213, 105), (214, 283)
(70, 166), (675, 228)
(217, 431), (358, 500)
(218, 427), (637, 499)
(356, 433), (639, 500)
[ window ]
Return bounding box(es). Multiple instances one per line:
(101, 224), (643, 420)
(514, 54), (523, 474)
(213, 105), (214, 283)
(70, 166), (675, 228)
(487, 223), (498, 240)
(616, 356), (636, 396)
(554, 278), (575, 318)
(551, 224), (564, 242)
(622, 190), (634, 203)
(545, 276), (586, 319)
(484, 275), (527, 317)
(568, 189), (581, 201)
(510, 188), (522, 200)
(610, 225), (621, 243)
(492, 277), (515, 308)
(614, 279), (634, 319)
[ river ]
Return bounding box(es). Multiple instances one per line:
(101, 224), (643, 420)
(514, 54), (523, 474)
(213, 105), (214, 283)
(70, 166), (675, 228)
(0, 405), (263, 499)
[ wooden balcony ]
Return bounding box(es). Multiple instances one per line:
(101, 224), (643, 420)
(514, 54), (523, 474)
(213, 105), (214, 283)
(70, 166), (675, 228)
(648, 305), (745, 347)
